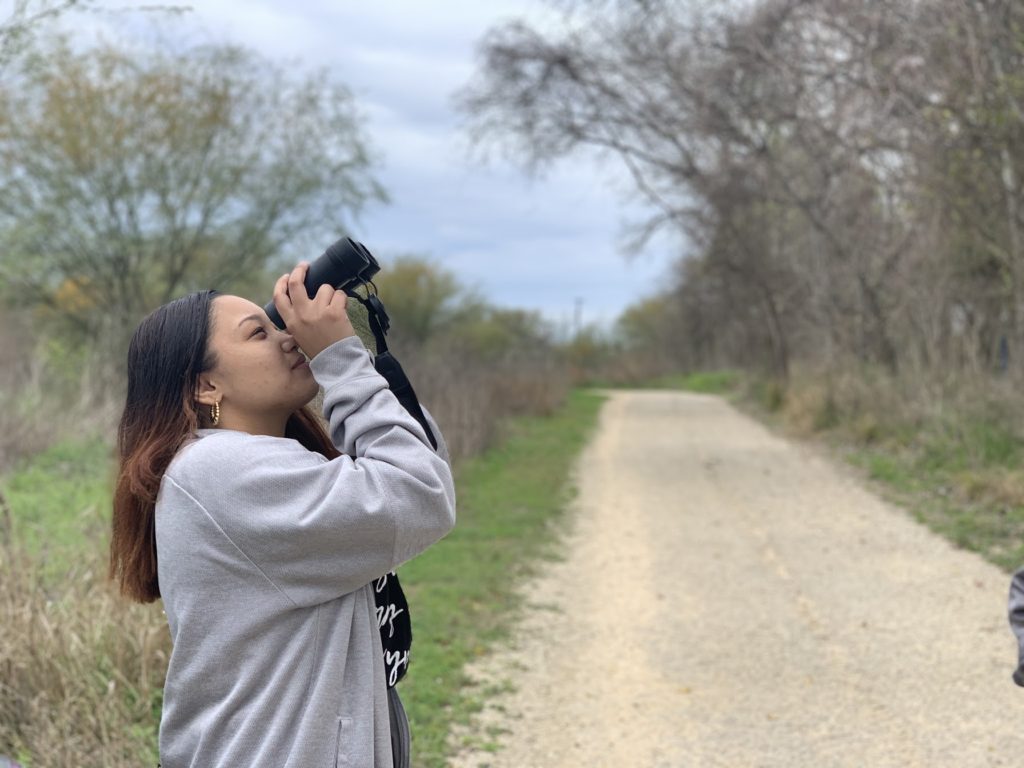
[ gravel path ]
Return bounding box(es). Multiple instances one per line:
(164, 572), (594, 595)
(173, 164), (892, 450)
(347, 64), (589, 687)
(447, 390), (1024, 768)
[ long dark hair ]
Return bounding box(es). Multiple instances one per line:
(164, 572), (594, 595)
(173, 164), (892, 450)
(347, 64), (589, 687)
(110, 290), (340, 603)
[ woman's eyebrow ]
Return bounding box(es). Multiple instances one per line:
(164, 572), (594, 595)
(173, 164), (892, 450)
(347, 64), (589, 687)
(237, 314), (263, 328)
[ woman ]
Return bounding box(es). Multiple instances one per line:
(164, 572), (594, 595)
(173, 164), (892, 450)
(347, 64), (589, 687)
(110, 263), (456, 767)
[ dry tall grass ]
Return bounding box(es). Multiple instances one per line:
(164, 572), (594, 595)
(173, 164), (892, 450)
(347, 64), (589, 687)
(767, 363), (1024, 446)
(0, 308), (122, 475)
(401, 344), (570, 462)
(0, 493), (169, 767)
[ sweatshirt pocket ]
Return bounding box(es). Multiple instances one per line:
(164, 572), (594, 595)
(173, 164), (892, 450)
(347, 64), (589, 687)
(335, 716), (354, 768)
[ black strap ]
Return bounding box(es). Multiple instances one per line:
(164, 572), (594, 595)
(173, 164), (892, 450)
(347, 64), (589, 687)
(346, 284), (439, 689)
(350, 290), (438, 450)
(373, 569), (411, 687)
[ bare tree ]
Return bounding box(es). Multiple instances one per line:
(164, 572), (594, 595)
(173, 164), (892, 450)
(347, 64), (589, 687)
(460, 0), (1024, 379)
(1, 1), (87, 64)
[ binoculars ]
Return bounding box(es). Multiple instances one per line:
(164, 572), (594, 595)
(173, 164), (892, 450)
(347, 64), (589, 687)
(264, 237), (380, 330)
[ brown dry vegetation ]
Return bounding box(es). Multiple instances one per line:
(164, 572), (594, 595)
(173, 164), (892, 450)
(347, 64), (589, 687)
(0, 303), (126, 474)
(403, 347), (568, 462)
(0, 498), (169, 767)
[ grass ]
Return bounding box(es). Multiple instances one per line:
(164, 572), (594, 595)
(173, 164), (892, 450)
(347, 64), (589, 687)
(1, 435), (116, 580)
(841, 425), (1024, 572)
(0, 389), (606, 768)
(645, 369), (742, 395)
(583, 368), (742, 394)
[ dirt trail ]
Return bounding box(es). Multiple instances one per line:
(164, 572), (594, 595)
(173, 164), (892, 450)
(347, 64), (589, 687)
(447, 390), (1024, 768)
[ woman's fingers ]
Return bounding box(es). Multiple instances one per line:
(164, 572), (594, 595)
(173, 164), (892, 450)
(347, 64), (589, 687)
(288, 262), (309, 307)
(272, 272), (293, 326)
(272, 260), (356, 356)
(314, 281), (335, 305)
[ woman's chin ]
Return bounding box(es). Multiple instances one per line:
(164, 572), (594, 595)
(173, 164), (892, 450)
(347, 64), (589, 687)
(301, 379), (321, 402)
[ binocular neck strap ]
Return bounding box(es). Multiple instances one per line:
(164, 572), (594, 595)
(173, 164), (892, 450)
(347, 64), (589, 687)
(361, 293), (391, 356)
(350, 291), (438, 452)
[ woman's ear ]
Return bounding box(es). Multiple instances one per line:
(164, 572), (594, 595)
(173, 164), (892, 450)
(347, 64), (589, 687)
(194, 373), (220, 408)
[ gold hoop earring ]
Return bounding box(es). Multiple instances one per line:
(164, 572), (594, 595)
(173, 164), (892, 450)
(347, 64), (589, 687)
(211, 400), (221, 426)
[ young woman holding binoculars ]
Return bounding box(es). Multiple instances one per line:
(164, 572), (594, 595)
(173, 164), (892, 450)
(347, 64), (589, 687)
(111, 261), (456, 768)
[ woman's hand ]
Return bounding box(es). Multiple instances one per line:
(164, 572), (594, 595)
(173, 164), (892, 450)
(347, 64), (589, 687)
(272, 262), (356, 359)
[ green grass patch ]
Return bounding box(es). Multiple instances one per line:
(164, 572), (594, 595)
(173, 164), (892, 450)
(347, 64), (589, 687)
(396, 388), (606, 767)
(0, 435), (116, 581)
(844, 425), (1024, 571)
(964, 419), (1021, 468)
(843, 445), (937, 496)
(645, 369), (742, 395)
(844, 440), (1024, 573)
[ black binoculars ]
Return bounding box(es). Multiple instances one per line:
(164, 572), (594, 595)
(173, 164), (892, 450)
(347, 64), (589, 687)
(264, 237), (380, 330)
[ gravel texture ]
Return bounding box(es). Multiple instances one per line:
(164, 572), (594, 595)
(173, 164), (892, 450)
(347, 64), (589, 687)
(447, 390), (1024, 768)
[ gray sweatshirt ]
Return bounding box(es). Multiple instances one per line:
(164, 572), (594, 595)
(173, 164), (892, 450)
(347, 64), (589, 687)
(154, 335), (456, 768)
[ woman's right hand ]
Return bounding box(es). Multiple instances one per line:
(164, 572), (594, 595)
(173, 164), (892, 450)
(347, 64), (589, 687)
(272, 261), (356, 359)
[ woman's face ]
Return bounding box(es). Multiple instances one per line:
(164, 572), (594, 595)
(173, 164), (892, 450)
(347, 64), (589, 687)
(195, 294), (319, 433)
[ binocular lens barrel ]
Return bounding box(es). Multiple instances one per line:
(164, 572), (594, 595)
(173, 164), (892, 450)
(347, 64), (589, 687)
(264, 237), (380, 329)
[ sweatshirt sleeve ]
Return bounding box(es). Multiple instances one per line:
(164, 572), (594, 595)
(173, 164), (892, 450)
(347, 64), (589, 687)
(167, 336), (456, 607)
(1009, 567), (1024, 685)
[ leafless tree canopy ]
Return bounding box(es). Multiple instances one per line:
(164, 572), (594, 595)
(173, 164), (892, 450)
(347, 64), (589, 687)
(460, 0), (1024, 379)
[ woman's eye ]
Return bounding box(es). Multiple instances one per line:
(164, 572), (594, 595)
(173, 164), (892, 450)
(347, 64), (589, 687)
(251, 326), (266, 338)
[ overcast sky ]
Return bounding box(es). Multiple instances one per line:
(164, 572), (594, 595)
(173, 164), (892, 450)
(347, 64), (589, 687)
(83, 1), (681, 332)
